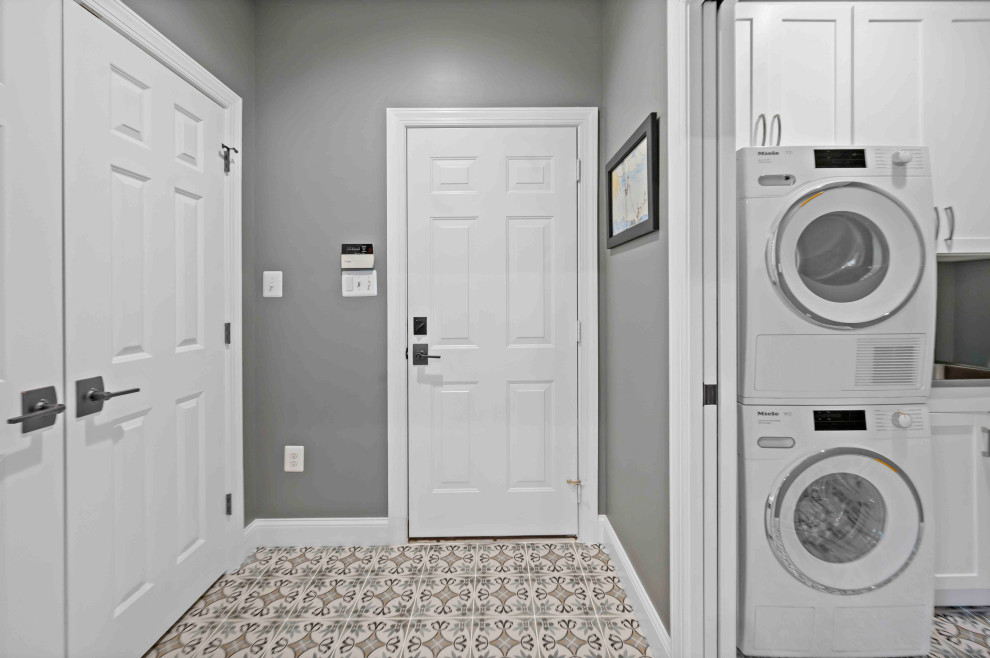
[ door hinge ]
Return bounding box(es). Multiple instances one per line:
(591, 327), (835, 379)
(220, 144), (239, 174)
(224, 322), (231, 345)
(225, 493), (232, 516)
(703, 383), (718, 406)
(576, 158), (582, 182)
(405, 346), (408, 360)
(576, 320), (582, 345)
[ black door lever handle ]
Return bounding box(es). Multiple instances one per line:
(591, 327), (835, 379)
(86, 387), (140, 402)
(7, 400), (66, 425)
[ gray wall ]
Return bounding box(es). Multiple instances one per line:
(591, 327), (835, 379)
(120, 0), (261, 524)
(936, 261), (990, 368)
(249, 0), (603, 520)
(599, 0), (670, 629)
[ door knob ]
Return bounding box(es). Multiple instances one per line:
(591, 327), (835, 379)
(412, 344), (441, 366)
(6, 386), (65, 434)
(75, 376), (140, 418)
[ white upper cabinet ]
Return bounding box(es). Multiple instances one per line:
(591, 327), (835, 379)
(735, 2), (852, 149)
(737, 1), (990, 254)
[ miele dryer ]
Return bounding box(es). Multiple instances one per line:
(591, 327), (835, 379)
(738, 146), (936, 404)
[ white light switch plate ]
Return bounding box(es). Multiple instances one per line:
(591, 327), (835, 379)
(342, 269), (377, 297)
(263, 271), (283, 297)
(284, 445), (304, 472)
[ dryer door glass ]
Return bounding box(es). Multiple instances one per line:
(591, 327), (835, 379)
(766, 447), (924, 595)
(770, 183), (925, 328)
(796, 213), (889, 304)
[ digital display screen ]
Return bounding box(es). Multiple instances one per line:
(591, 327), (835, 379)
(814, 149), (867, 168)
(814, 410), (867, 431)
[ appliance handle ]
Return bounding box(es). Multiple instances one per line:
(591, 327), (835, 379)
(770, 114), (782, 146)
(934, 207), (941, 241)
(755, 113), (767, 146)
(945, 206), (956, 241)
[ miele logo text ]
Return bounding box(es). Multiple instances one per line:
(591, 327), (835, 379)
(757, 151), (780, 156)
(757, 411), (779, 417)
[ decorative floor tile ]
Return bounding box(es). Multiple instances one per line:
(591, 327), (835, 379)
(532, 574), (595, 617)
(143, 620), (222, 658)
(423, 544), (477, 576)
(474, 574), (533, 617)
(588, 575), (634, 617)
(598, 617), (653, 658)
(232, 576), (308, 620)
(321, 546), (380, 577)
(295, 576), (363, 618)
(270, 619), (346, 657)
(578, 544), (614, 576)
(269, 546), (331, 578)
(403, 618), (472, 658)
(373, 545), (431, 577)
(477, 544), (528, 575)
(198, 619), (282, 657)
(932, 608), (990, 657)
(354, 576), (418, 618)
(415, 575), (474, 618)
(472, 617), (538, 658)
(183, 575), (251, 621)
(536, 617), (606, 658)
(145, 541), (663, 658)
(234, 547), (283, 578)
(528, 543), (582, 575)
(337, 619), (408, 658)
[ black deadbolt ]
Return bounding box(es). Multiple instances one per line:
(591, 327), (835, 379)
(413, 317), (427, 335)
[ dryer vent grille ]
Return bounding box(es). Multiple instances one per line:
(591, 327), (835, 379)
(855, 337), (923, 388)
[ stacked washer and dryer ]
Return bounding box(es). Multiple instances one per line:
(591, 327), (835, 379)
(737, 147), (938, 657)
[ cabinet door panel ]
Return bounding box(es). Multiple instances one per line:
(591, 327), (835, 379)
(927, 3), (990, 242)
(735, 11), (758, 149)
(852, 4), (934, 146)
(931, 412), (990, 599)
(766, 3), (852, 146)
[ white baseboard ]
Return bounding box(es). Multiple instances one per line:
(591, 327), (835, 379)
(599, 515), (672, 658)
(242, 517), (390, 554)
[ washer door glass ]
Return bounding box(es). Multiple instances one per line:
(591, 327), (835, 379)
(794, 472), (886, 564)
(769, 184), (925, 328)
(766, 448), (924, 594)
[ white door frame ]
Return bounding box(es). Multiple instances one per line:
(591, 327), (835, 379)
(668, 1), (733, 657)
(386, 107), (599, 545)
(70, 0), (245, 569)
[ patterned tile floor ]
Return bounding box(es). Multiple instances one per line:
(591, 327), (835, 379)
(933, 607), (990, 657)
(144, 541), (653, 658)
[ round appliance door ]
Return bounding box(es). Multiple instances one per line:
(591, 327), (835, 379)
(768, 183), (926, 328)
(765, 447), (925, 595)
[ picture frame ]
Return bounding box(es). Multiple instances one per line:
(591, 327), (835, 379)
(606, 112), (660, 248)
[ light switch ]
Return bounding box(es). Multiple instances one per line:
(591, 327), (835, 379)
(263, 271), (283, 297)
(342, 270), (377, 297)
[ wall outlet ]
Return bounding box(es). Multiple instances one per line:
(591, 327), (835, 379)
(284, 445), (304, 472)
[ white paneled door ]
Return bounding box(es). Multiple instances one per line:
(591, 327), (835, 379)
(64, 2), (228, 656)
(0, 1), (65, 656)
(407, 126), (579, 538)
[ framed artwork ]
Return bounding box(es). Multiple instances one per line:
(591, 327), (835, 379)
(606, 112), (660, 248)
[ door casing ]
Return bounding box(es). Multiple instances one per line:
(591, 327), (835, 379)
(385, 107), (599, 544)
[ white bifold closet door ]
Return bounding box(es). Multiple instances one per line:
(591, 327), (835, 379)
(0, 1), (66, 656)
(63, 2), (228, 656)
